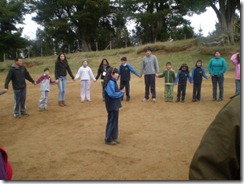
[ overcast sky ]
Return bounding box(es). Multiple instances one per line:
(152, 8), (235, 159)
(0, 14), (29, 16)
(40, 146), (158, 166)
(21, 7), (218, 40)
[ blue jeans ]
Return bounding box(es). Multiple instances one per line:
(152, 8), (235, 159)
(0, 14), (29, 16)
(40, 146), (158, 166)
(14, 88), (27, 116)
(58, 76), (67, 101)
(235, 79), (240, 95)
(105, 110), (119, 142)
(211, 75), (224, 100)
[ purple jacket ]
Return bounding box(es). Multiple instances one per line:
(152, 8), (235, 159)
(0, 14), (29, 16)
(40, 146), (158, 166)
(231, 53), (240, 80)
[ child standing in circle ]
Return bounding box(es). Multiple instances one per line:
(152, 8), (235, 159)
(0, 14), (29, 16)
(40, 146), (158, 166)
(36, 68), (58, 111)
(118, 57), (139, 101)
(191, 60), (208, 102)
(75, 60), (96, 102)
(95, 58), (111, 101)
(175, 63), (192, 103)
(157, 62), (175, 102)
(103, 67), (124, 145)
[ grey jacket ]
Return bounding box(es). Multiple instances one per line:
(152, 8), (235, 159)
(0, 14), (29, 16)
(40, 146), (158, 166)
(140, 55), (159, 75)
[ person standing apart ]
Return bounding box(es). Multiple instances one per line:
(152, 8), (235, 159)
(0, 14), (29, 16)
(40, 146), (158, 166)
(230, 52), (240, 95)
(95, 58), (111, 101)
(157, 61), (175, 102)
(139, 47), (159, 102)
(191, 60), (208, 102)
(208, 50), (227, 101)
(103, 67), (124, 145)
(118, 57), (139, 102)
(36, 68), (58, 111)
(4, 57), (36, 118)
(55, 53), (74, 106)
(75, 60), (96, 102)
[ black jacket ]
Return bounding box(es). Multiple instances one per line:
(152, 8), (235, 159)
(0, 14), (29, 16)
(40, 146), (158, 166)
(4, 64), (35, 90)
(55, 60), (74, 80)
(96, 65), (111, 80)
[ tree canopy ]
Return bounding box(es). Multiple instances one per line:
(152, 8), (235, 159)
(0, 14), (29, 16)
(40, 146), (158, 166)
(0, 0), (240, 59)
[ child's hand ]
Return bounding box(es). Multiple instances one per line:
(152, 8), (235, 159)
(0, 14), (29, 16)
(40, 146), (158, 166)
(55, 80), (59, 84)
(121, 88), (125, 93)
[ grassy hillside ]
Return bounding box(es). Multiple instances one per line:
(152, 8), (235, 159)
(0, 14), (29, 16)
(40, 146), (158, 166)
(0, 38), (239, 76)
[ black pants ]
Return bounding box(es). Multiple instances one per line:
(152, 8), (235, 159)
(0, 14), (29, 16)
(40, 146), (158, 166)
(192, 83), (202, 100)
(177, 84), (187, 101)
(120, 80), (130, 100)
(144, 74), (156, 99)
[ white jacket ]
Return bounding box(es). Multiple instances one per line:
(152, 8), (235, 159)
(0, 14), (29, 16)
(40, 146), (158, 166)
(75, 66), (96, 81)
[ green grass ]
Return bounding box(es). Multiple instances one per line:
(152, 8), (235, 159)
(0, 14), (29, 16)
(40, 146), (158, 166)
(0, 38), (240, 76)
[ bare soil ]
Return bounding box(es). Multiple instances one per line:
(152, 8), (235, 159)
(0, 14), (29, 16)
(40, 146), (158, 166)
(0, 72), (236, 180)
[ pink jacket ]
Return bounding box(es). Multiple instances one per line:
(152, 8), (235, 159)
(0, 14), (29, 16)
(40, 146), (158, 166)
(230, 53), (240, 80)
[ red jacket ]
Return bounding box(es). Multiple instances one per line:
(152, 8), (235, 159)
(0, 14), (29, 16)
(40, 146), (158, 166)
(0, 147), (13, 180)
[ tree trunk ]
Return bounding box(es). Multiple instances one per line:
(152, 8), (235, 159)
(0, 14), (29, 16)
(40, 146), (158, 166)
(211, 0), (236, 44)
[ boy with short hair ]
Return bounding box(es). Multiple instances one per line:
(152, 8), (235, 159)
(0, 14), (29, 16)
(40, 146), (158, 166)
(118, 57), (139, 101)
(157, 62), (175, 102)
(36, 68), (58, 111)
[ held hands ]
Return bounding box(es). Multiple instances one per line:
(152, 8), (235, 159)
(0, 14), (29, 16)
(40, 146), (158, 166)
(121, 88), (125, 93)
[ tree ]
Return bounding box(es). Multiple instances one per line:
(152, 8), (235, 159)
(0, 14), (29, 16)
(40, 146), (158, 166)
(31, 0), (110, 52)
(0, 0), (29, 61)
(122, 0), (194, 44)
(177, 0), (240, 44)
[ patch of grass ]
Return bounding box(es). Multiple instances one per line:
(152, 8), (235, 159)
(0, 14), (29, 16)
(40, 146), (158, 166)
(0, 38), (239, 77)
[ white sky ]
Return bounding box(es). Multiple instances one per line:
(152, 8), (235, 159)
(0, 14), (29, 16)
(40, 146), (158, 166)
(21, 7), (218, 40)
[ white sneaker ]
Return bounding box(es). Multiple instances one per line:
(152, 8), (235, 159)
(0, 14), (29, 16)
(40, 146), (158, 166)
(142, 98), (149, 102)
(152, 98), (156, 102)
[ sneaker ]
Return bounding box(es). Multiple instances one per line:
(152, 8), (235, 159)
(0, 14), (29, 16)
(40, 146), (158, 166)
(114, 139), (121, 144)
(192, 99), (197, 102)
(175, 99), (180, 103)
(126, 98), (130, 102)
(152, 98), (156, 103)
(181, 100), (185, 103)
(39, 107), (44, 112)
(21, 112), (29, 116)
(212, 98), (217, 101)
(44, 107), (48, 111)
(142, 98), (149, 102)
(14, 114), (20, 119)
(105, 141), (117, 145)
(217, 98), (223, 102)
(87, 100), (92, 102)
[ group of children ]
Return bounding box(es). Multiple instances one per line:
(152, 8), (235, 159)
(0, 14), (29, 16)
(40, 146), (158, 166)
(158, 60), (208, 103)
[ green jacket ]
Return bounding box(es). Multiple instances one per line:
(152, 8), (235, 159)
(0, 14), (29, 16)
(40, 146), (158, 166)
(158, 69), (175, 85)
(189, 95), (240, 180)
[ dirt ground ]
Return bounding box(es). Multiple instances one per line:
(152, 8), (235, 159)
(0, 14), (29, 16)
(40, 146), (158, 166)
(0, 71), (237, 180)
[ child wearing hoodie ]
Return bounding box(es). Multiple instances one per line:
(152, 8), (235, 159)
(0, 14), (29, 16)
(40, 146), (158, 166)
(175, 63), (192, 102)
(191, 60), (208, 102)
(36, 68), (58, 111)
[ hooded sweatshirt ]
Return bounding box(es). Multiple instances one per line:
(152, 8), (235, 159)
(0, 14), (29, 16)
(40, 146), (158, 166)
(4, 64), (35, 90)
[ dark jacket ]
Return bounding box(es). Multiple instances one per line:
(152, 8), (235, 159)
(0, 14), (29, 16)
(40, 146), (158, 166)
(104, 78), (123, 111)
(119, 63), (139, 81)
(191, 66), (208, 84)
(189, 95), (240, 180)
(54, 60), (74, 80)
(95, 65), (111, 80)
(4, 64), (35, 90)
(175, 70), (192, 85)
